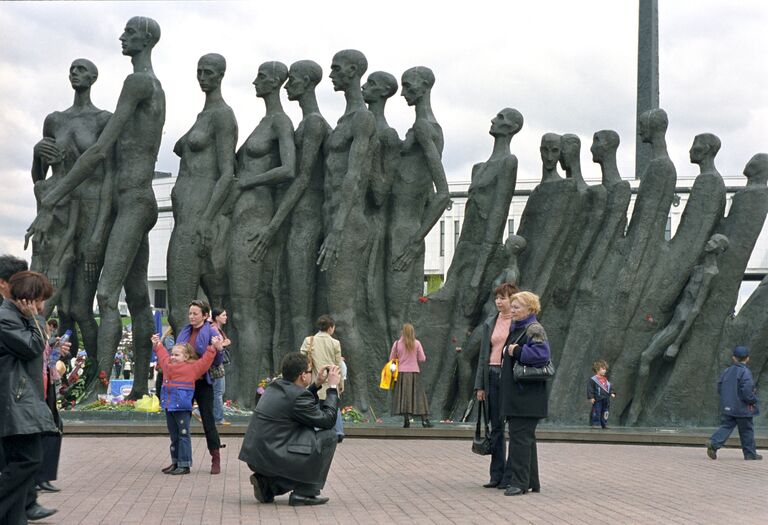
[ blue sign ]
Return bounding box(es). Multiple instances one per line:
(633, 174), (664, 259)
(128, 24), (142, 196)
(109, 379), (134, 397)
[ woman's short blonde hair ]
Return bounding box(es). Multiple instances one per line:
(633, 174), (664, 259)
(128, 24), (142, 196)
(512, 291), (541, 316)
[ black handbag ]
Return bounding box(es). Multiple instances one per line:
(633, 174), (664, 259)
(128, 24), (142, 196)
(472, 400), (492, 455)
(513, 360), (556, 382)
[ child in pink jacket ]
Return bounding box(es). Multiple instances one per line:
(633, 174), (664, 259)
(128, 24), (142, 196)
(151, 333), (222, 475)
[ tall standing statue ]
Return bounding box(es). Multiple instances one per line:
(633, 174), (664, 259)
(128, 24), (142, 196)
(248, 60), (331, 352)
(29, 58), (113, 359)
(229, 61), (295, 404)
(362, 71), (401, 351)
(386, 66), (449, 338)
(417, 109), (523, 414)
(317, 50), (377, 410)
(167, 53), (237, 334)
(26, 16), (165, 398)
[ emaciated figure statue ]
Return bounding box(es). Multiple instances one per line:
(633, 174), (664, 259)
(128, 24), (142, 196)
(167, 53), (237, 334)
(27, 16), (166, 398)
(29, 58), (113, 359)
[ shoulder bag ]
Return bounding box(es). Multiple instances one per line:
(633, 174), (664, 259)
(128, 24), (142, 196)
(509, 322), (556, 382)
(471, 400), (492, 455)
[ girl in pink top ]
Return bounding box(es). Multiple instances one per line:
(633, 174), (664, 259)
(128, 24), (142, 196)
(389, 323), (433, 428)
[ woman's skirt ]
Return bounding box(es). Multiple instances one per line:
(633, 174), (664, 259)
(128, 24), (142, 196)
(391, 371), (429, 416)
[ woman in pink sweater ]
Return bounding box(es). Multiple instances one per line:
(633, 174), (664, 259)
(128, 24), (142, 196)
(389, 323), (433, 428)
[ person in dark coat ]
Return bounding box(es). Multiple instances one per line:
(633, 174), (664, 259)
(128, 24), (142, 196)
(239, 352), (340, 506)
(499, 291), (551, 496)
(0, 271), (59, 524)
(474, 282), (519, 489)
(706, 346), (762, 460)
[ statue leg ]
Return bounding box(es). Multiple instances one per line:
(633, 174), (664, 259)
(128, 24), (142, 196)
(287, 225), (321, 350)
(167, 227), (204, 334)
(627, 326), (677, 425)
(123, 234), (154, 399)
(68, 257), (100, 360)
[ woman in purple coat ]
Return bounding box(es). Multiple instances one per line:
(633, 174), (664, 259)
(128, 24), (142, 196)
(499, 291), (550, 496)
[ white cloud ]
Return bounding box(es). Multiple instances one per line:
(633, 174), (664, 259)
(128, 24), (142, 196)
(1, 0), (766, 258)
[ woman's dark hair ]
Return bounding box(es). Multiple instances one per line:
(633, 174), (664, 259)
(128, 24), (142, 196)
(212, 308), (226, 323)
(316, 314), (335, 332)
(188, 299), (211, 316)
(9, 271), (53, 301)
(493, 282), (519, 298)
(281, 352), (310, 382)
(47, 318), (59, 330)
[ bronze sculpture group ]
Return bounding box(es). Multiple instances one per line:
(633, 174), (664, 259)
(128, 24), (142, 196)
(25, 17), (768, 427)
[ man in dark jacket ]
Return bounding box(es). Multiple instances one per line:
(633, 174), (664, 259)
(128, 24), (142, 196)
(707, 346), (762, 460)
(239, 352), (340, 506)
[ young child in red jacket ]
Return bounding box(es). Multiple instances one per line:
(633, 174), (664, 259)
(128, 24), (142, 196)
(151, 333), (223, 475)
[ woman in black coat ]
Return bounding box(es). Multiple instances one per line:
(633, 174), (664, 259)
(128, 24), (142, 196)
(0, 271), (58, 522)
(499, 291), (550, 496)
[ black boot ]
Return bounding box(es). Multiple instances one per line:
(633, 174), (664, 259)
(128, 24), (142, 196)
(421, 417), (433, 428)
(403, 414), (410, 428)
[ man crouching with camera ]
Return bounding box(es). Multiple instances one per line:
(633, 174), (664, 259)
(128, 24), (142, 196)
(239, 353), (341, 506)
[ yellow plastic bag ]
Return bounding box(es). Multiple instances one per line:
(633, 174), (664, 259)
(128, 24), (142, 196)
(379, 359), (398, 390)
(134, 394), (161, 413)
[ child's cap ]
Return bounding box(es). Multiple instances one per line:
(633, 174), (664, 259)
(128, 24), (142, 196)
(732, 346), (749, 358)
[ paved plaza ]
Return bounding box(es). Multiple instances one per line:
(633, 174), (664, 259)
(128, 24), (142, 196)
(34, 436), (766, 524)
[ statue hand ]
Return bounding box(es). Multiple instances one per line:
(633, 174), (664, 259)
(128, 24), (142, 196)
(196, 224), (213, 258)
(663, 344), (680, 361)
(35, 138), (64, 165)
(391, 239), (422, 272)
(317, 231), (341, 272)
(25, 206), (54, 249)
(247, 226), (276, 263)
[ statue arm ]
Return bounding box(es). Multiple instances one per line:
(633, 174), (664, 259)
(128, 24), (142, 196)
(248, 118), (324, 262)
(330, 112), (375, 234)
(32, 114), (59, 184)
(317, 112), (375, 271)
(202, 110), (238, 223)
(237, 116), (296, 190)
(411, 121), (450, 242)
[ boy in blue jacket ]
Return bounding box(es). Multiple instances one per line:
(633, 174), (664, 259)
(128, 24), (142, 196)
(706, 346), (761, 460)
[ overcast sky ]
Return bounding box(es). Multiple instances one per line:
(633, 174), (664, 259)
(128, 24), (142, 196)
(1, 0), (766, 258)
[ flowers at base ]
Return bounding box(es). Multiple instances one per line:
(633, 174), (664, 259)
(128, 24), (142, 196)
(255, 376), (274, 396)
(80, 399), (136, 411)
(341, 405), (365, 423)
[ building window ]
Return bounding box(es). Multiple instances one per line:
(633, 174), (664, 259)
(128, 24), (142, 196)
(454, 220), (460, 248)
(664, 217), (672, 241)
(508, 218), (515, 236)
(439, 220), (445, 256)
(154, 289), (167, 309)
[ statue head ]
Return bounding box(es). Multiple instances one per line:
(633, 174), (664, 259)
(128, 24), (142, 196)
(689, 133), (721, 165)
(505, 234), (527, 255)
(401, 66), (435, 107)
(285, 60), (323, 101)
(362, 71), (398, 104)
(638, 108), (668, 144)
(559, 134), (581, 170)
(590, 129), (620, 163)
(489, 108), (523, 138)
(330, 49), (368, 92)
(69, 58), (98, 91)
(704, 233), (729, 254)
(253, 61), (288, 98)
(540, 133), (562, 171)
(197, 53), (226, 93)
(743, 153), (768, 186)
(120, 16), (161, 56)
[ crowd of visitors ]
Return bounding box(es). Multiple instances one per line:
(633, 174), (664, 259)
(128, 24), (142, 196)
(0, 251), (761, 518)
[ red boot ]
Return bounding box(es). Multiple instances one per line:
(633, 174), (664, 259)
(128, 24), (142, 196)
(210, 448), (221, 475)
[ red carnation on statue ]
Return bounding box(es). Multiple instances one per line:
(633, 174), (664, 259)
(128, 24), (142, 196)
(418, 296), (428, 303)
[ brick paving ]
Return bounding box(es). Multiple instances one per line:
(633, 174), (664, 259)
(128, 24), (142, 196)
(35, 436), (766, 524)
